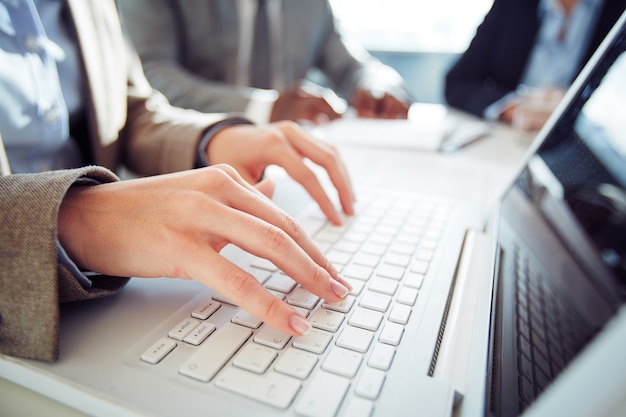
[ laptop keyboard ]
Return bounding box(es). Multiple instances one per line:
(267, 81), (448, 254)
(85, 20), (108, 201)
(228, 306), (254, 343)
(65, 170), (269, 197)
(513, 245), (594, 413)
(138, 192), (451, 416)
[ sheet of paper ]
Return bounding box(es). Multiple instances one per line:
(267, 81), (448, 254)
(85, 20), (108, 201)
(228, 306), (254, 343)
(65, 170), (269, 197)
(311, 103), (449, 151)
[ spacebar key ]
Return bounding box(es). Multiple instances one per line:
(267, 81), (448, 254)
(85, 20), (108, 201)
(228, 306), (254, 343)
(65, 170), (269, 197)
(295, 371), (350, 417)
(179, 323), (251, 382)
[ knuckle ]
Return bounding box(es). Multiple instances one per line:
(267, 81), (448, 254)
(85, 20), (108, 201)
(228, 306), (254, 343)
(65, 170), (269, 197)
(205, 165), (237, 187)
(308, 262), (327, 286)
(320, 147), (340, 165)
(212, 163), (238, 177)
(222, 267), (258, 299)
(263, 129), (288, 149)
(282, 213), (302, 238)
(264, 224), (290, 252)
(260, 295), (285, 323)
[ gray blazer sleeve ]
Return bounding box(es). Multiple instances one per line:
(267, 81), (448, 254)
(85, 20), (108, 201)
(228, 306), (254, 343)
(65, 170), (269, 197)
(118, 0), (410, 113)
(118, 0), (254, 114)
(0, 166), (129, 362)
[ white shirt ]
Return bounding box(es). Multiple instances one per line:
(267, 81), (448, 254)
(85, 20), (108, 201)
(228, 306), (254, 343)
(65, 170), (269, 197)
(0, 0), (85, 173)
(484, 0), (604, 120)
(236, 0), (283, 124)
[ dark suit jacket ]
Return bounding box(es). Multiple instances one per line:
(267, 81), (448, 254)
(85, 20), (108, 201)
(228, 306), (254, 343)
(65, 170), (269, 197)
(444, 0), (625, 117)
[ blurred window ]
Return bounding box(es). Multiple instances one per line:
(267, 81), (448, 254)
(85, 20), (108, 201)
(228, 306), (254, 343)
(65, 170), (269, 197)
(330, 0), (494, 53)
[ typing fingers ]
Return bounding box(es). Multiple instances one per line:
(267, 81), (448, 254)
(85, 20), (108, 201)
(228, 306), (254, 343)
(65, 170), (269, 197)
(192, 165), (350, 302)
(198, 251), (313, 336)
(274, 122), (355, 219)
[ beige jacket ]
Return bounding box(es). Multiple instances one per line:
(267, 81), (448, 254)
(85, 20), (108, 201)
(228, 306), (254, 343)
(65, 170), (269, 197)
(0, 0), (236, 361)
(65, 0), (233, 175)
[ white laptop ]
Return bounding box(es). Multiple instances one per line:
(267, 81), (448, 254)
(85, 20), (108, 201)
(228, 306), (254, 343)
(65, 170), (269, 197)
(2, 12), (626, 417)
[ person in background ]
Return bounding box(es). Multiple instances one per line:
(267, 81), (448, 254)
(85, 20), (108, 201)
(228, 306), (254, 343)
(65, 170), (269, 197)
(444, 0), (625, 131)
(0, 0), (354, 362)
(117, 0), (412, 124)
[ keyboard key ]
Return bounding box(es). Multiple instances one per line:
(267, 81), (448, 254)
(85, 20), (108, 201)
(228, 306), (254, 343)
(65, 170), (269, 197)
(179, 323), (251, 382)
(287, 287), (320, 310)
(216, 367), (301, 409)
(389, 242), (415, 256)
(367, 343), (396, 370)
(344, 278), (365, 296)
(322, 347), (363, 378)
(295, 371), (350, 417)
(384, 253), (411, 267)
(420, 238), (439, 250)
(232, 308), (263, 329)
(274, 348), (318, 379)
(359, 291), (392, 313)
(254, 325), (292, 349)
(342, 397), (374, 417)
(410, 260), (429, 274)
(264, 274), (297, 293)
(325, 249), (353, 265)
(293, 305), (312, 318)
(368, 277), (398, 296)
(140, 338), (177, 364)
(336, 326), (374, 353)
(315, 228), (343, 243)
(388, 304), (412, 325)
(250, 257), (279, 272)
(404, 272), (424, 289)
(352, 253), (380, 268)
(415, 248), (435, 261)
(183, 322), (216, 346)
(333, 239), (360, 254)
(191, 301), (221, 320)
(300, 214), (325, 236)
(249, 267), (272, 284)
(322, 295), (356, 313)
(355, 368), (386, 399)
(212, 293), (237, 306)
(379, 323), (404, 346)
(314, 240), (332, 254)
(397, 287), (419, 306)
(368, 233), (393, 246)
(232, 343), (277, 374)
(267, 289), (286, 300)
(343, 263), (374, 281)
(343, 230), (368, 243)
(309, 308), (345, 333)
(360, 241), (386, 256)
(168, 318), (200, 341)
(349, 307), (384, 331)
(376, 264), (405, 280)
(293, 328), (332, 354)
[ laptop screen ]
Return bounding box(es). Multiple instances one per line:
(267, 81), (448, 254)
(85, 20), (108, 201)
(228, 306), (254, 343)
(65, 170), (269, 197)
(488, 17), (626, 417)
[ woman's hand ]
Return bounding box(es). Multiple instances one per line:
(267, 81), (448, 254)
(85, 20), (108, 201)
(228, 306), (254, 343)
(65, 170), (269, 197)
(207, 121), (355, 225)
(58, 165), (351, 336)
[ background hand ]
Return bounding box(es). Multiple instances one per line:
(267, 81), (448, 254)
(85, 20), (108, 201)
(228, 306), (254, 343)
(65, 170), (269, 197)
(350, 88), (410, 119)
(271, 81), (344, 123)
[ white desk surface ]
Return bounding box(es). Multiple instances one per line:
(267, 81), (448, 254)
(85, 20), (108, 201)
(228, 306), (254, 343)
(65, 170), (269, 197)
(0, 113), (533, 417)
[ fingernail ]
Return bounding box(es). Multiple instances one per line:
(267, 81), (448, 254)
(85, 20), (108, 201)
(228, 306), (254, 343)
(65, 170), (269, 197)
(330, 279), (349, 298)
(336, 275), (353, 292)
(289, 314), (311, 336)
